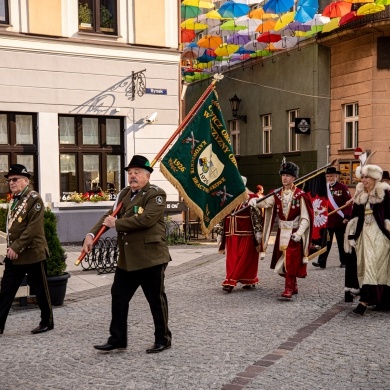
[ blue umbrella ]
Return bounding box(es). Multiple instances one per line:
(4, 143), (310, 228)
(196, 53), (216, 63)
(263, 0), (294, 14)
(236, 46), (254, 54)
(217, 1), (250, 18)
(295, 0), (318, 23)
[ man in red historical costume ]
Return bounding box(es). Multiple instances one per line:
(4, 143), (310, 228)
(217, 177), (263, 293)
(249, 160), (313, 299)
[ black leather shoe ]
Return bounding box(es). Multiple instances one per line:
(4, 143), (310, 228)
(352, 303), (367, 316)
(93, 343), (126, 352)
(312, 262), (326, 269)
(31, 324), (54, 334)
(146, 342), (171, 354)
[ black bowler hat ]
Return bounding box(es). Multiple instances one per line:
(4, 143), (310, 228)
(124, 155), (153, 173)
(4, 164), (31, 179)
(325, 167), (341, 175)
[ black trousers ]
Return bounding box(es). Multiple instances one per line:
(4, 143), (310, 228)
(108, 263), (171, 347)
(318, 226), (348, 266)
(0, 259), (53, 331)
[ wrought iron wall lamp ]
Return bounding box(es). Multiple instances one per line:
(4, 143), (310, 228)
(229, 94), (247, 123)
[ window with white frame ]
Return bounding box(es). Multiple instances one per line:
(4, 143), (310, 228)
(0, 0), (9, 24)
(288, 110), (299, 152)
(262, 114), (272, 154)
(344, 103), (359, 149)
(59, 115), (124, 201)
(229, 120), (240, 155)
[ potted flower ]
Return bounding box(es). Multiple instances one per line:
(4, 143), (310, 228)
(100, 4), (114, 32)
(78, 2), (93, 30)
(44, 208), (70, 306)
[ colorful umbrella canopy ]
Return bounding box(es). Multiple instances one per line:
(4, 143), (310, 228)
(375, 0), (390, 5)
(220, 20), (248, 30)
(180, 19), (208, 30)
(196, 52), (216, 63)
(339, 10), (364, 25)
(281, 21), (312, 35)
(274, 11), (296, 31)
(263, 0), (295, 14)
(256, 19), (277, 33)
(257, 31), (282, 43)
(197, 35), (223, 49)
(322, 2), (352, 18)
(218, 1), (251, 18)
(181, 28), (196, 43)
(249, 8), (278, 19)
(356, 3), (385, 14)
(226, 33), (251, 45)
(295, 0), (319, 23)
(181, 4), (201, 19)
(214, 43), (240, 56)
(182, 0), (214, 8)
(322, 17), (341, 32)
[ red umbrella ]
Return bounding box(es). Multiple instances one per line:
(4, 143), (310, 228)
(257, 31), (282, 43)
(322, 1), (352, 18)
(339, 11), (364, 25)
(181, 28), (196, 43)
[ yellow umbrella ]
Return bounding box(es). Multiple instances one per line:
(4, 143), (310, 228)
(356, 3), (385, 14)
(274, 11), (296, 31)
(214, 44), (240, 56)
(204, 10), (229, 19)
(182, 0), (214, 9)
(322, 17), (341, 33)
(193, 61), (213, 69)
(180, 18), (208, 30)
(249, 8), (278, 19)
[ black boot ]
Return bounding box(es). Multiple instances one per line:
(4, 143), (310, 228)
(352, 303), (367, 316)
(345, 291), (354, 302)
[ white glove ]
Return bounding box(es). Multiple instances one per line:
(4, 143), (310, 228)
(248, 198), (258, 208)
(302, 257), (309, 264)
(255, 232), (262, 242)
(291, 233), (302, 242)
(348, 239), (356, 248)
(217, 234), (223, 245)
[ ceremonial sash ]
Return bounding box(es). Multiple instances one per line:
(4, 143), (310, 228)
(327, 183), (344, 218)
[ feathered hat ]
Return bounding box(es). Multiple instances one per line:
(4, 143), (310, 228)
(355, 164), (383, 181)
(279, 157), (299, 178)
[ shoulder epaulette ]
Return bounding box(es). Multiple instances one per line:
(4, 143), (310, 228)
(149, 185), (160, 191)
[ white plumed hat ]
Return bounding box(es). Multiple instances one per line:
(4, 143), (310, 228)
(355, 164), (383, 181)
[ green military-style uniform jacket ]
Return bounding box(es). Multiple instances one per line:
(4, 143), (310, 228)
(89, 182), (170, 272)
(7, 186), (49, 265)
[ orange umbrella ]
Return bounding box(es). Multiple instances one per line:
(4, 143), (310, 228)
(322, 1), (352, 17)
(197, 35), (223, 49)
(248, 8), (278, 19)
(255, 20), (277, 33)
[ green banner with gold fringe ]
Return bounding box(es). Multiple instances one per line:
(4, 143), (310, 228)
(160, 89), (247, 234)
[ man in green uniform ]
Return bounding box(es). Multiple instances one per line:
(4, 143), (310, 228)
(0, 164), (53, 335)
(82, 155), (172, 353)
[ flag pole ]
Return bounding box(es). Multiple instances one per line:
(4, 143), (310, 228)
(75, 75), (223, 266)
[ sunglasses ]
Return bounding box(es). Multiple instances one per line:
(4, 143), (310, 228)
(6, 177), (23, 184)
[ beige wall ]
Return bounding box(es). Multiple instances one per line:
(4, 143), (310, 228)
(328, 31), (390, 171)
(28, 0), (62, 37)
(134, 0), (165, 46)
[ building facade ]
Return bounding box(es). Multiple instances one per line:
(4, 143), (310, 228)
(0, 0), (181, 242)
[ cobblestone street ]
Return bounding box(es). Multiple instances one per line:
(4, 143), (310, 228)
(1, 243), (389, 390)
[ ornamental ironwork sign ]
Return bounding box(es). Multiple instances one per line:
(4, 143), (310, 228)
(71, 69), (146, 115)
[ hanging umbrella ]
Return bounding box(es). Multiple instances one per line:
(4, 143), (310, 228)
(203, 10), (227, 20)
(196, 52), (216, 63)
(218, 1), (251, 18)
(257, 31), (282, 43)
(182, 0), (215, 9)
(193, 61), (213, 69)
(356, 3), (385, 14)
(236, 46), (255, 54)
(180, 19), (208, 30)
(249, 8), (278, 19)
(339, 10), (364, 25)
(220, 20), (248, 31)
(281, 21), (312, 35)
(322, 17), (341, 32)
(256, 19), (277, 33)
(226, 33), (251, 45)
(375, 0), (390, 5)
(250, 49), (272, 57)
(322, 2), (352, 18)
(181, 4), (201, 19)
(235, 15), (263, 29)
(295, 0), (318, 23)
(303, 13), (330, 27)
(182, 45), (206, 57)
(244, 39), (268, 51)
(263, 0), (295, 14)
(214, 43), (240, 56)
(197, 35), (223, 49)
(343, 0), (374, 3)
(272, 36), (299, 49)
(274, 11), (296, 31)
(196, 13), (223, 28)
(181, 29), (196, 43)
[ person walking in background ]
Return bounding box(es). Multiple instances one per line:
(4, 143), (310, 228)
(0, 164), (53, 335)
(345, 164), (390, 315)
(312, 167), (352, 269)
(256, 184), (264, 197)
(82, 155), (172, 353)
(217, 176), (263, 293)
(249, 160), (313, 299)
(381, 170), (390, 184)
